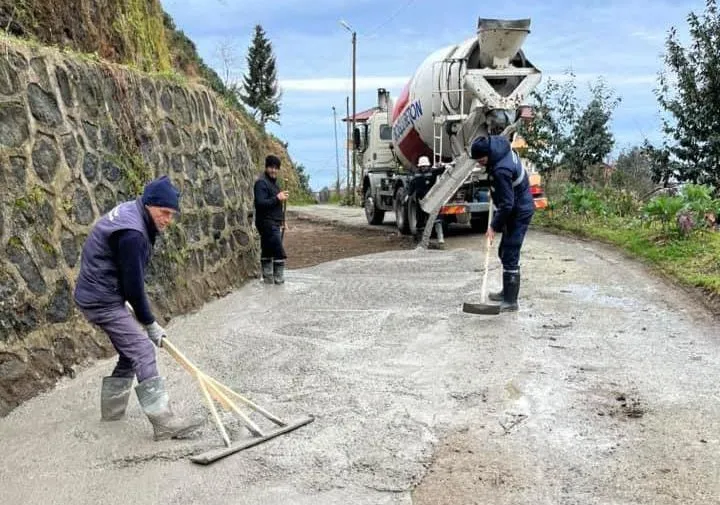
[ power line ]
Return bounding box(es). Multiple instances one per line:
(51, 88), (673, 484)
(364, 0), (419, 37)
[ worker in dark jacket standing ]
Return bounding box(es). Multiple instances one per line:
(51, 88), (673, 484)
(74, 175), (203, 440)
(254, 155), (289, 284)
(470, 135), (535, 312)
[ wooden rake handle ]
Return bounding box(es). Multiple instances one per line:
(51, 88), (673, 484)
(480, 202), (494, 303)
(161, 338), (284, 445)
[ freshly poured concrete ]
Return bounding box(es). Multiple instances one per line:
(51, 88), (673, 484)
(1, 227), (719, 504)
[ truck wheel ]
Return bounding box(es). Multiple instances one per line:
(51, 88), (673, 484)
(471, 213), (489, 233)
(394, 187), (410, 235)
(408, 197), (424, 237)
(364, 187), (385, 225)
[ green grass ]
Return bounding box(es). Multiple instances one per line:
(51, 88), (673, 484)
(534, 211), (720, 295)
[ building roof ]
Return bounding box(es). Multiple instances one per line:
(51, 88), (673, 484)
(341, 107), (380, 123)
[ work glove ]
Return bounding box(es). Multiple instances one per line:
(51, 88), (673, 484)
(145, 321), (166, 348)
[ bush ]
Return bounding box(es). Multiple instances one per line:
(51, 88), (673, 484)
(641, 183), (720, 235)
(680, 184), (719, 226)
(558, 184), (607, 218)
(642, 195), (686, 232)
(598, 187), (641, 217)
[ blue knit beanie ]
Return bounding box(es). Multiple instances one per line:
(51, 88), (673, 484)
(141, 175), (181, 212)
(470, 137), (491, 159)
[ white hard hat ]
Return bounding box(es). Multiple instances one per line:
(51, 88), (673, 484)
(417, 156), (431, 167)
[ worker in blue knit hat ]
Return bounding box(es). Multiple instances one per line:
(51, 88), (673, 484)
(470, 135), (535, 312)
(74, 175), (204, 440)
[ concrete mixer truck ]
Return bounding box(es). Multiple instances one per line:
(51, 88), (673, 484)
(348, 17), (548, 240)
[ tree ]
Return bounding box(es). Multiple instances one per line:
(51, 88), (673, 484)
(239, 25), (282, 126)
(294, 163), (312, 196)
(655, 0), (720, 188)
(564, 78), (620, 184)
(215, 38), (241, 89)
(641, 140), (681, 188)
(611, 145), (656, 195)
(519, 71), (619, 185)
(517, 70), (578, 180)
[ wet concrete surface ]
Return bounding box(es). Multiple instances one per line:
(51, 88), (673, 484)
(2, 206), (720, 504)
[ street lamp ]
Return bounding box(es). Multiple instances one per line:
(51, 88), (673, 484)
(340, 19), (357, 205)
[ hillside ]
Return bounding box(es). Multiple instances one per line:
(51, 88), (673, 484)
(0, 0), (307, 198)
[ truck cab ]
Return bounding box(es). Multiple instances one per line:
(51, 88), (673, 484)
(355, 109), (395, 172)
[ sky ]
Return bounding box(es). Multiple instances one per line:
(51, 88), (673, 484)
(161, 0), (707, 191)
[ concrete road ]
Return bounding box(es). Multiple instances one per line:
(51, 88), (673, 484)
(2, 206), (719, 505)
(288, 204), (395, 230)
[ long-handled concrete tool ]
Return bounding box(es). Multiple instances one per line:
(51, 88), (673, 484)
(161, 338), (314, 465)
(281, 177), (289, 240)
(462, 202), (501, 315)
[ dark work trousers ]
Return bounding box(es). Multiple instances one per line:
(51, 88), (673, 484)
(78, 304), (158, 381)
(497, 211), (534, 272)
(258, 221), (287, 261)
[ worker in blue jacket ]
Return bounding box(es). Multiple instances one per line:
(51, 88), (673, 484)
(470, 135), (535, 311)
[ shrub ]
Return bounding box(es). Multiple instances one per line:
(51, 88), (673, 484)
(642, 195), (686, 232)
(559, 184), (607, 218)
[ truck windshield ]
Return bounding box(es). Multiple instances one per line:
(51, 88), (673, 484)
(379, 124), (392, 140)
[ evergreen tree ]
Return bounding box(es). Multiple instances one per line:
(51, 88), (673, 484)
(654, 0), (720, 188)
(240, 24), (282, 126)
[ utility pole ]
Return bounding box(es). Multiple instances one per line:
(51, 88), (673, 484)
(340, 19), (357, 205)
(332, 106), (340, 197)
(346, 96), (350, 204)
(351, 30), (357, 206)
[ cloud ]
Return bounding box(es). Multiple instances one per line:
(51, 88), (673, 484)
(280, 76), (410, 92)
(545, 72), (658, 86)
(163, 0), (709, 191)
(631, 30), (667, 43)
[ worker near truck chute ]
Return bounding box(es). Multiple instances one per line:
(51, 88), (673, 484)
(74, 175), (204, 440)
(470, 135), (535, 312)
(408, 155), (435, 201)
(253, 154), (289, 284)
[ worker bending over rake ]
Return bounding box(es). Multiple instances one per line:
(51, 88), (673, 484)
(470, 135), (535, 312)
(74, 176), (204, 440)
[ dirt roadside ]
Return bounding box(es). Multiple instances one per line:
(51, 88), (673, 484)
(282, 211), (415, 269)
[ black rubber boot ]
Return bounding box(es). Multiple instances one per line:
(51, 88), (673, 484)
(135, 377), (204, 441)
(261, 258), (274, 284)
(101, 376), (134, 421)
(490, 266), (519, 302)
(499, 271), (520, 312)
(273, 260), (285, 284)
(488, 290), (503, 302)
